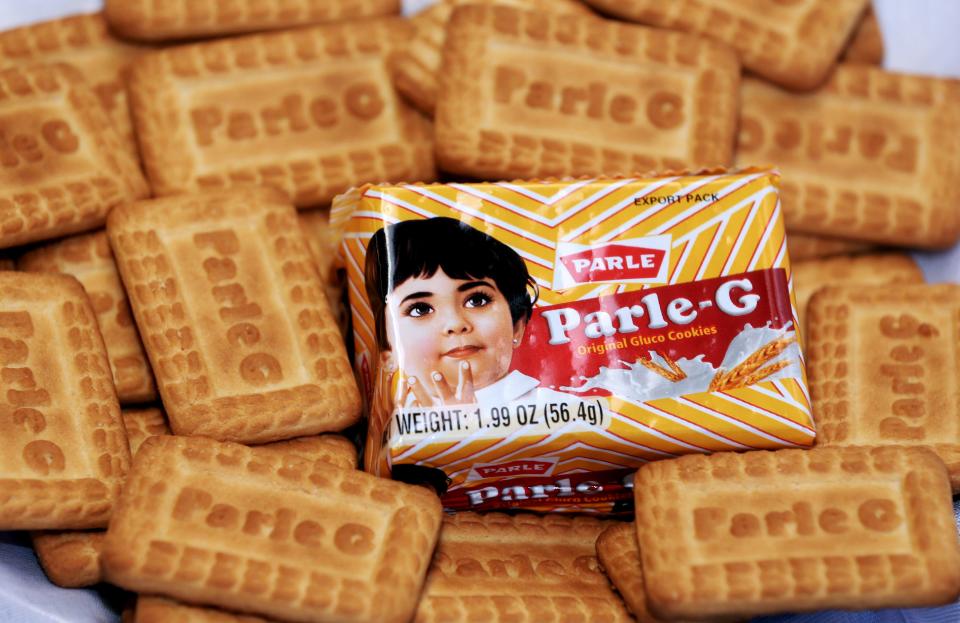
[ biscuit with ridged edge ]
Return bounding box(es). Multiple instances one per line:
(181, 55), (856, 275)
(389, 0), (592, 115)
(808, 285), (960, 489)
(785, 232), (873, 261)
(736, 68), (960, 249)
(584, 0), (867, 90)
(107, 188), (361, 444)
(0, 272), (129, 530)
(414, 511), (632, 623)
(0, 63), (149, 249)
(0, 13), (144, 160)
(634, 446), (960, 619)
(128, 19), (434, 207)
(436, 5), (739, 180)
(19, 230), (157, 404)
(105, 0), (400, 42)
(136, 596), (274, 622)
(791, 253), (923, 328)
(137, 596), (271, 622)
(31, 419), (352, 589)
(596, 522), (684, 623)
(102, 435), (442, 623)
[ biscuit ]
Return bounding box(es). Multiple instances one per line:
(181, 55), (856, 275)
(786, 231), (874, 261)
(808, 284), (960, 488)
(583, 0), (867, 90)
(19, 231), (157, 404)
(737, 69), (960, 248)
(299, 209), (347, 336)
(0, 64), (149, 249)
(102, 435), (442, 623)
(128, 19), (434, 207)
(105, 0), (400, 42)
(435, 5), (739, 179)
(0, 272), (129, 530)
(596, 522), (678, 623)
(634, 446), (960, 619)
(253, 434), (358, 471)
(792, 253), (923, 328)
(136, 596), (273, 622)
(0, 13), (144, 160)
(107, 188), (362, 444)
(122, 407), (171, 454)
(389, 0), (592, 115)
(842, 7), (884, 65)
(31, 530), (105, 588)
(415, 512), (632, 623)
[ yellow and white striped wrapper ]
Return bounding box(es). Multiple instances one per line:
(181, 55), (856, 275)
(334, 168), (815, 513)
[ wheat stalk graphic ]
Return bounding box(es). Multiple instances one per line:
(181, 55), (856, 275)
(709, 336), (795, 392)
(638, 352), (686, 382)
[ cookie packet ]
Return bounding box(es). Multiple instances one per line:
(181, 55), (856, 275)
(332, 167), (816, 513)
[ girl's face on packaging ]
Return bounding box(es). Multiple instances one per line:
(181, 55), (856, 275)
(386, 270), (522, 393)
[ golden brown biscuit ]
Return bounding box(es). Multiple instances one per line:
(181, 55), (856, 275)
(635, 446), (960, 619)
(31, 530), (105, 588)
(136, 596), (274, 622)
(436, 5), (739, 180)
(596, 522), (679, 623)
(102, 435), (442, 623)
(0, 13), (144, 160)
(0, 64), (149, 249)
(128, 19), (434, 207)
(122, 407), (171, 454)
(842, 7), (884, 65)
(19, 231), (157, 404)
(107, 188), (361, 444)
(105, 0), (400, 42)
(808, 285), (960, 488)
(584, 0), (868, 90)
(792, 253), (923, 327)
(0, 272), (129, 530)
(415, 512), (632, 622)
(737, 69), (960, 248)
(390, 0), (592, 115)
(786, 231), (874, 261)
(253, 434), (357, 471)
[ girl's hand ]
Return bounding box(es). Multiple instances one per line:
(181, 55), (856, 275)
(404, 361), (476, 406)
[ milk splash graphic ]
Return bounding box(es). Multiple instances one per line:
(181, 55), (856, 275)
(562, 322), (800, 401)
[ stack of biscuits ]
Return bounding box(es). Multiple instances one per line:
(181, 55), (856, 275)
(0, 0), (957, 621)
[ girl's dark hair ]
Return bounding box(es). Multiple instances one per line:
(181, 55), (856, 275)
(365, 217), (538, 350)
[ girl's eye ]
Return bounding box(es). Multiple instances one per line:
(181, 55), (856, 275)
(465, 292), (492, 308)
(405, 302), (433, 317)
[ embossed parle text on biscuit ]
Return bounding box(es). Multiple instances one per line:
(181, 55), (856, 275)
(582, 0), (868, 90)
(415, 513), (632, 623)
(736, 69), (960, 248)
(102, 436), (441, 623)
(435, 5), (739, 179)
(634, 447), (960, 619)
(107, 189), (361, 444)
(129, 20), (434, 207)
(0, 14), (143, 160)
(809, 285), (960, 488)
(0, 273), (128, 530)
(0, 65), (148, 249)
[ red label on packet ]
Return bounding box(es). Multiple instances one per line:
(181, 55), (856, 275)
(510, 268), (795, 395)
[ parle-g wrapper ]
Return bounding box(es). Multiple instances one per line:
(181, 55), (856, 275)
(334, 168), (816, 513)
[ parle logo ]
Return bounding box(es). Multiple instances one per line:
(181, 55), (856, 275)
(553, 236), (672, 289)
(466, 458), (558, 482)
